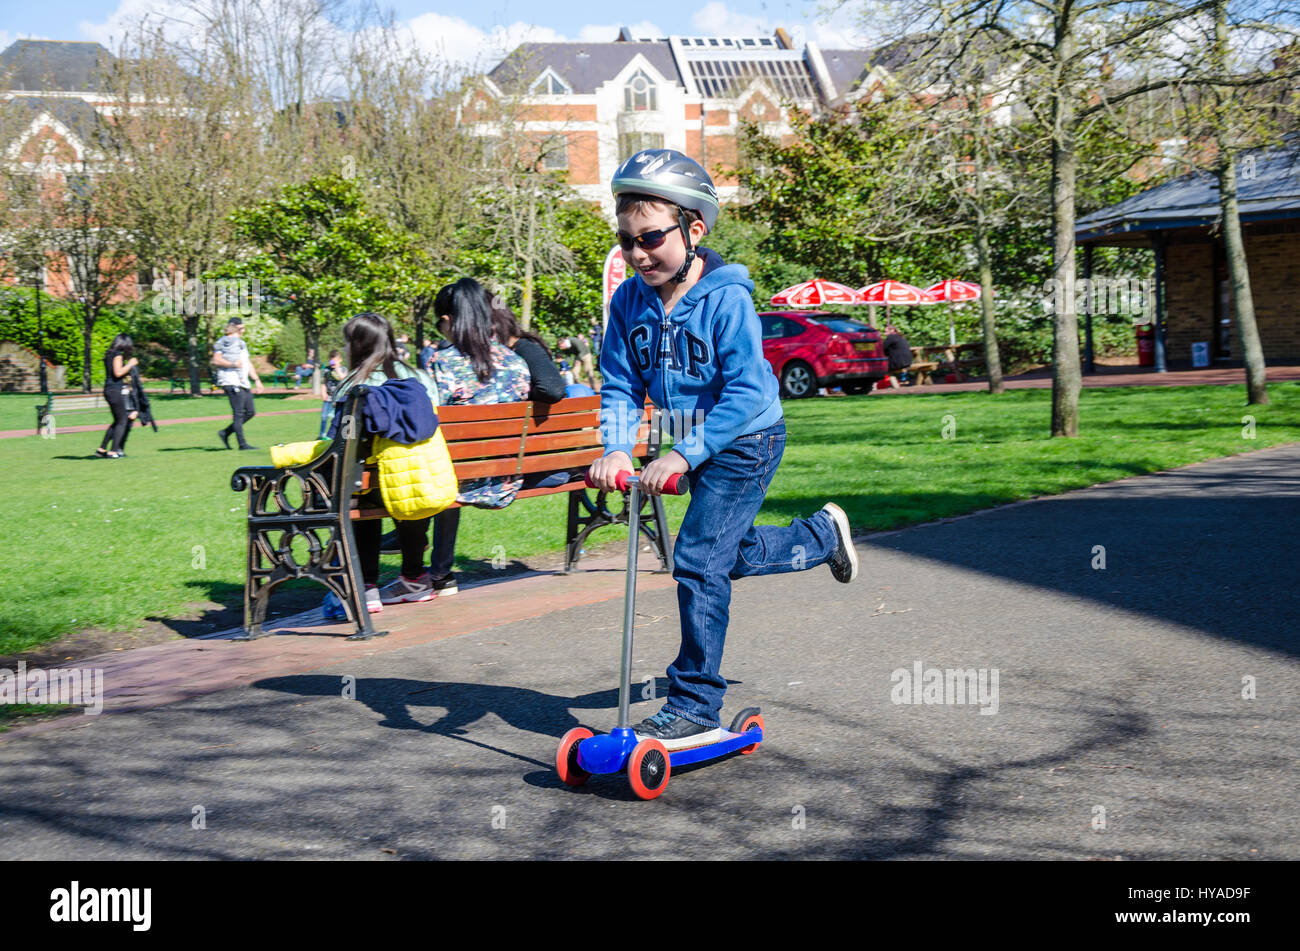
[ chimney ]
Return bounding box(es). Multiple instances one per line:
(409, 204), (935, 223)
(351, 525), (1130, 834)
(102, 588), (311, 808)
(774, 27), (793, 50)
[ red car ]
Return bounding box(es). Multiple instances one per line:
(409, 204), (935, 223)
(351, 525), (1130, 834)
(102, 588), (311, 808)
(759, 311), (889, 398)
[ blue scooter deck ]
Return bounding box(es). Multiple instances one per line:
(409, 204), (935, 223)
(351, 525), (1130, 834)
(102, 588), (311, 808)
(667, 726), (763, 766)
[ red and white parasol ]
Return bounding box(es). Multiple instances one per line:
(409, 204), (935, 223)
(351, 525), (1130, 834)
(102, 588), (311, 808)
(857, 280), (937, 306)
(770, 278), (861, 308)
(855, 280), (938, 325)
(923, 280), (988, 345)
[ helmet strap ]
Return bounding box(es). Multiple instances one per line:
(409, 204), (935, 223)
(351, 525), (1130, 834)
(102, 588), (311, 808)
(670, 210), (697, 284)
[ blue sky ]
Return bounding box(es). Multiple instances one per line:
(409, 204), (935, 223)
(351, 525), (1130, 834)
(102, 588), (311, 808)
(0, 0), (872, 66)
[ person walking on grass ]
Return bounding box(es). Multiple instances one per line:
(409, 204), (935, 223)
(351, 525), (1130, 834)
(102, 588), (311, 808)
(213, 316), (264, 450)
(590, 149), (858, 750)
(96, 334), (138, 459)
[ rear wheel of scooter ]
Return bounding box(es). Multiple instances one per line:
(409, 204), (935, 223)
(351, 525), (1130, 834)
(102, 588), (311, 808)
(729, 708), (765, 755)
(556, 727), (594, 786)
(627, 739), (671, 800)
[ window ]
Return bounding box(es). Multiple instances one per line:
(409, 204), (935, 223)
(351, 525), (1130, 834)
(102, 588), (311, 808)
(624, 69), (657, 111)
(618, 131), (664, 160)
(531, 69), (571, 96)
(761, 316), (789, 340)
(541, 135), (568, 171)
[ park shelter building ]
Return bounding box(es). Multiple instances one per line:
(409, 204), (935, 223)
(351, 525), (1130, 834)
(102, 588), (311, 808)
(1076, 139), (1300, 363)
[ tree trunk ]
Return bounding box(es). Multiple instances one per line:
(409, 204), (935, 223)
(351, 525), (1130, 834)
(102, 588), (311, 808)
(1049, 34), (1081, 437)
(82, 302), (94, 394)
(974, 225), (1004, 394)
(185, 314), (204, 396)
(1217, 151), (1269, 404)
(522, 187), (537, 330)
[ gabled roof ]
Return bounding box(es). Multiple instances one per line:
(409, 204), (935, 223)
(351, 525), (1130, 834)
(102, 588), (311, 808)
(820, 49), (874, 97)
(1076, 139), (1300, 243)
(489, 42), (681, 95)
(0, 95), (110, 154)
(0, 40), (115, 93)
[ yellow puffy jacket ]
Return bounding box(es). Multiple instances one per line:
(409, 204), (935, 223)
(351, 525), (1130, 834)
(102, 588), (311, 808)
(371, 430), (458, 520)
(269, 432), (458, 520)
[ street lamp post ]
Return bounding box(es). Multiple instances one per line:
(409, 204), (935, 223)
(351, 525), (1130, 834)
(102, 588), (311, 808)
(34, 263), (48, 395)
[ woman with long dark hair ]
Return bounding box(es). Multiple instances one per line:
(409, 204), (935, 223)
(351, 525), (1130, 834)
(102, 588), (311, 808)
(97, 334), (137, 458)
(424, 278), (531, 596)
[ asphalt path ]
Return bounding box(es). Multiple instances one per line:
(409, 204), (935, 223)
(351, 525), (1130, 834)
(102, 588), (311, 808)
(1, 444), (1296, 860)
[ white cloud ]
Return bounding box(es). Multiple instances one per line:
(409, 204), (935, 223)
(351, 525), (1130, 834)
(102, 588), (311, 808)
(406, 13), (567, 72)
(0, 30), (55, 52)
(74, 0), (873, 82)
(77, 0), (202, 50)
(691, 1), (871, 49)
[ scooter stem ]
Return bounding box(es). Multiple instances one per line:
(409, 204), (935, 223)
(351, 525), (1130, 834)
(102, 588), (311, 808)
(617, 480), (641, 729)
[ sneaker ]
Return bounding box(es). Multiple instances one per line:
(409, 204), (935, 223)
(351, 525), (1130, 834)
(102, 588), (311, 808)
(218, 429), (231, 449)
(238, 444), (259, 451)
(429, 573), (458, 597)
(364, 585), (383, 614)
(379, 573), (437, 605)
(822, 502), (859, 583)
(633, 708), (725, 751)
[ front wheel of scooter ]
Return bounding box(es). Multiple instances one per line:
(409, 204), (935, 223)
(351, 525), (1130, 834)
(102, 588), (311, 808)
(556, 727), (594, 786)
(729, 708), (765, 755)
(627, 739), (671, 800)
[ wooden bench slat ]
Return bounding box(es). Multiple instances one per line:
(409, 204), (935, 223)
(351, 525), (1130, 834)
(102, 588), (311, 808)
(447, 429), (603, 461)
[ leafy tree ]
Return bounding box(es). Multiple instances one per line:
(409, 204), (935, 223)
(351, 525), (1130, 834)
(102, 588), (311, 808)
(214, 175), (423, 359)
(455, 199), (612, 341)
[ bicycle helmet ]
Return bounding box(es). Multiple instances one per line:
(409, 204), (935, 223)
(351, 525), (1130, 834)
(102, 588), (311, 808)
(612, 149), (720, 283)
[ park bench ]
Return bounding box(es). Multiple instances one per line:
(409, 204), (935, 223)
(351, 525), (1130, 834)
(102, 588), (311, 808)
(35, 392), (109, 435)
(230, 389), (670, 640)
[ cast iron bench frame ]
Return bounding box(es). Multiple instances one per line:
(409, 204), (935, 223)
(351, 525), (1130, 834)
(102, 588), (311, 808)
(231, 390), (671, 640)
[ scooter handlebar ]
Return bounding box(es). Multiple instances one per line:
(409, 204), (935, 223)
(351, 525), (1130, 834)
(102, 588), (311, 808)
(584, 469), (690, 495)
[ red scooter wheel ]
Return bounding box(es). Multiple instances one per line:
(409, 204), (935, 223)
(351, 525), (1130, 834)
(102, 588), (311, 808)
(627, 739), (671, 800)
(556, 727), (594, 786)
(737, 713), (765, 754)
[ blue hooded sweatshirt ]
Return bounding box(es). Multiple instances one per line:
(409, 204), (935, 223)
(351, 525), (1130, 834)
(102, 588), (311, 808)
(599, 248), (783, 469)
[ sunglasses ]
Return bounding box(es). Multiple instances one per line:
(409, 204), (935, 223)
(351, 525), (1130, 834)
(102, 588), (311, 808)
(616, 225), (679, 253)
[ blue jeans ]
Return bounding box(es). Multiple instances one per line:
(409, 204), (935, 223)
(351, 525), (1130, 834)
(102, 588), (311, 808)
(663, 419), (839, 726)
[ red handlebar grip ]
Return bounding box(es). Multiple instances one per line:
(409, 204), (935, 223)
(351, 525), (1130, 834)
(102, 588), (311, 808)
(582, 470), (690, 495)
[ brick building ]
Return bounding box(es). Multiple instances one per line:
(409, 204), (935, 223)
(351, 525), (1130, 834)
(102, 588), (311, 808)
(0, 39), (142, 301)
(1076, 140), (1300, 363)
(475, 27), (885, 214)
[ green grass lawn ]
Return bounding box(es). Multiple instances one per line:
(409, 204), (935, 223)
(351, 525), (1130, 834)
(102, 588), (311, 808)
(1, 382), (1296, 656)
(0, 391), (317, 432)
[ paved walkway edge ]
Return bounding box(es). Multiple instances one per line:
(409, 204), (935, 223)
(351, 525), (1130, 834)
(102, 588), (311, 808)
(5, 439), (1296, 744)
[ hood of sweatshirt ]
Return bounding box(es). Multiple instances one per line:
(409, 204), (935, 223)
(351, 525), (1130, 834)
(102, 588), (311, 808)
(600, 247), (783, 468)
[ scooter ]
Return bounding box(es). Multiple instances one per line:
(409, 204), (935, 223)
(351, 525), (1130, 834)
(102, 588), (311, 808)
(555, 468), (765, 800)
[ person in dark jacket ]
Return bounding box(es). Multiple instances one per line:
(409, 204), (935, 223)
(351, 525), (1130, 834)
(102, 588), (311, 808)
(489, 296), (566, 404)
(882, 324), (912, 389)
(97, 334), (138, 458)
